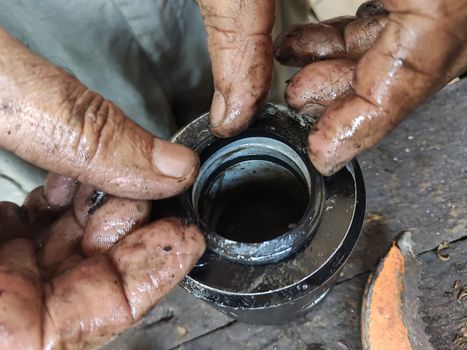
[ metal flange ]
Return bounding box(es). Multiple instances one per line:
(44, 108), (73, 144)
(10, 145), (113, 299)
(171, 104), (365, 324)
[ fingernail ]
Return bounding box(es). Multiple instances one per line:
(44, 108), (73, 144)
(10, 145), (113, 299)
(153, 140), (197, 178)
(210, 90), (226, 128)
(299, 103), (326, 116)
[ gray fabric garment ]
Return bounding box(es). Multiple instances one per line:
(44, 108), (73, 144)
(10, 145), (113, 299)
(0, 0), (212, 203)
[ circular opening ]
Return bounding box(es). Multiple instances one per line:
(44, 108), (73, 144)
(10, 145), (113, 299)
(199, 158), (309, 243)
(192, 136), (314, 248)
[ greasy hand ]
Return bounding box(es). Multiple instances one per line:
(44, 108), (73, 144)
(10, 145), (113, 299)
(0, 28), (206, 349)
(198, 0), (275, 136)
(0, 28), (199, 200)
(0, 174), (205, 350)
(275, 0), (467, 175)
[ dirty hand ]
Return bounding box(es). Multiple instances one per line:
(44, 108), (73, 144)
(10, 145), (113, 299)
(198, 0), (275, 137)
(0, 176), (205, 349)
(0, 27), (199, 200)
(0, 28), (205, 349)
(200, 0), (467, 175)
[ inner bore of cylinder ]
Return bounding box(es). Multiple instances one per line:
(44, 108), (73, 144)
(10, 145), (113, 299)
(198, 158), (309, 243)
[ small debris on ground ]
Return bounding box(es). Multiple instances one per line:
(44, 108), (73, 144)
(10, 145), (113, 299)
(176, 326), (187, 337)
(336, 340), (349, 349)
(453, 326), (467, 349)
(436, 241), (450, 261)
(365, 212), (384, 224)
(453, 281), (467, 305)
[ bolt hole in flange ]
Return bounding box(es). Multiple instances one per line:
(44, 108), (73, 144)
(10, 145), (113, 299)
(171, 104), (365, 324)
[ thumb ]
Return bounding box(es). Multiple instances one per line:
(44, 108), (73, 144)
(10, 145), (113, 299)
(199, 0), (275, 137)
(0, 28), (198, 200)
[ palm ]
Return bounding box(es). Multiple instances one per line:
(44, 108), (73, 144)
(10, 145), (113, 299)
(0, 174), (204, 350)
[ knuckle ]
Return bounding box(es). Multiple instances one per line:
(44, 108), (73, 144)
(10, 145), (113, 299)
(71, 91), (122, 168)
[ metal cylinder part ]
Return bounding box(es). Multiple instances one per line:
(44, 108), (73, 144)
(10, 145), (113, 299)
(171, 104), (365, 324)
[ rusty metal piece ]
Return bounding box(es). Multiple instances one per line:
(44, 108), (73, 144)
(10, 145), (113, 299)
(361, 243), (412, 350)
(362, 232), (435, 350)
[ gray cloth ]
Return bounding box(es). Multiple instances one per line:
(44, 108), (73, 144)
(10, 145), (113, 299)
(0, 0), (213, 203)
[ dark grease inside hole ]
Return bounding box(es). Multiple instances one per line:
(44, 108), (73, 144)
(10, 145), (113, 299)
(199, 160), (309, 243)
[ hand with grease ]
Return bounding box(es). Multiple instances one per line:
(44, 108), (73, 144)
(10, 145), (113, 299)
(0, 28), (205, 349)
(199, 0), (467, 175)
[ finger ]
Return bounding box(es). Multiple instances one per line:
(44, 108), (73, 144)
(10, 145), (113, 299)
(199, 0), (275, 137)
(321, 16), (355, 32)
(356, 0), (388, 18)
(308, 0), (467, 175)
(0, 201), (29, 244)
(52, 253), (84, 277)
(39, 211), (84, 275)
(43, 256), (133, 349)
(22, 186), (61, 229)
(344, 16), (389, 60)
(0, 239), (42, 350)
(81, 197), (151, 256)
(0, 28), (199, 200)
(286, 59), (356, 114)
(42, 218), (205, 349)
(44, 173), (79, 209)
(110, 217), (205, 319)
(274, 23), (346, 67)
(23, 186), (50, 224)
(274, 16), (388, 65)
(0, 239), (39, 277)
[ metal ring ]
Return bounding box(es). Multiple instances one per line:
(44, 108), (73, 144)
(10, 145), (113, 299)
(171, 104), (366, 324)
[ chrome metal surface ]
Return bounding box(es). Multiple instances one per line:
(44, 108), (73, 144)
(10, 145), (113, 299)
(192, 135), (322, 264)
(170, 104), (366, 324)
